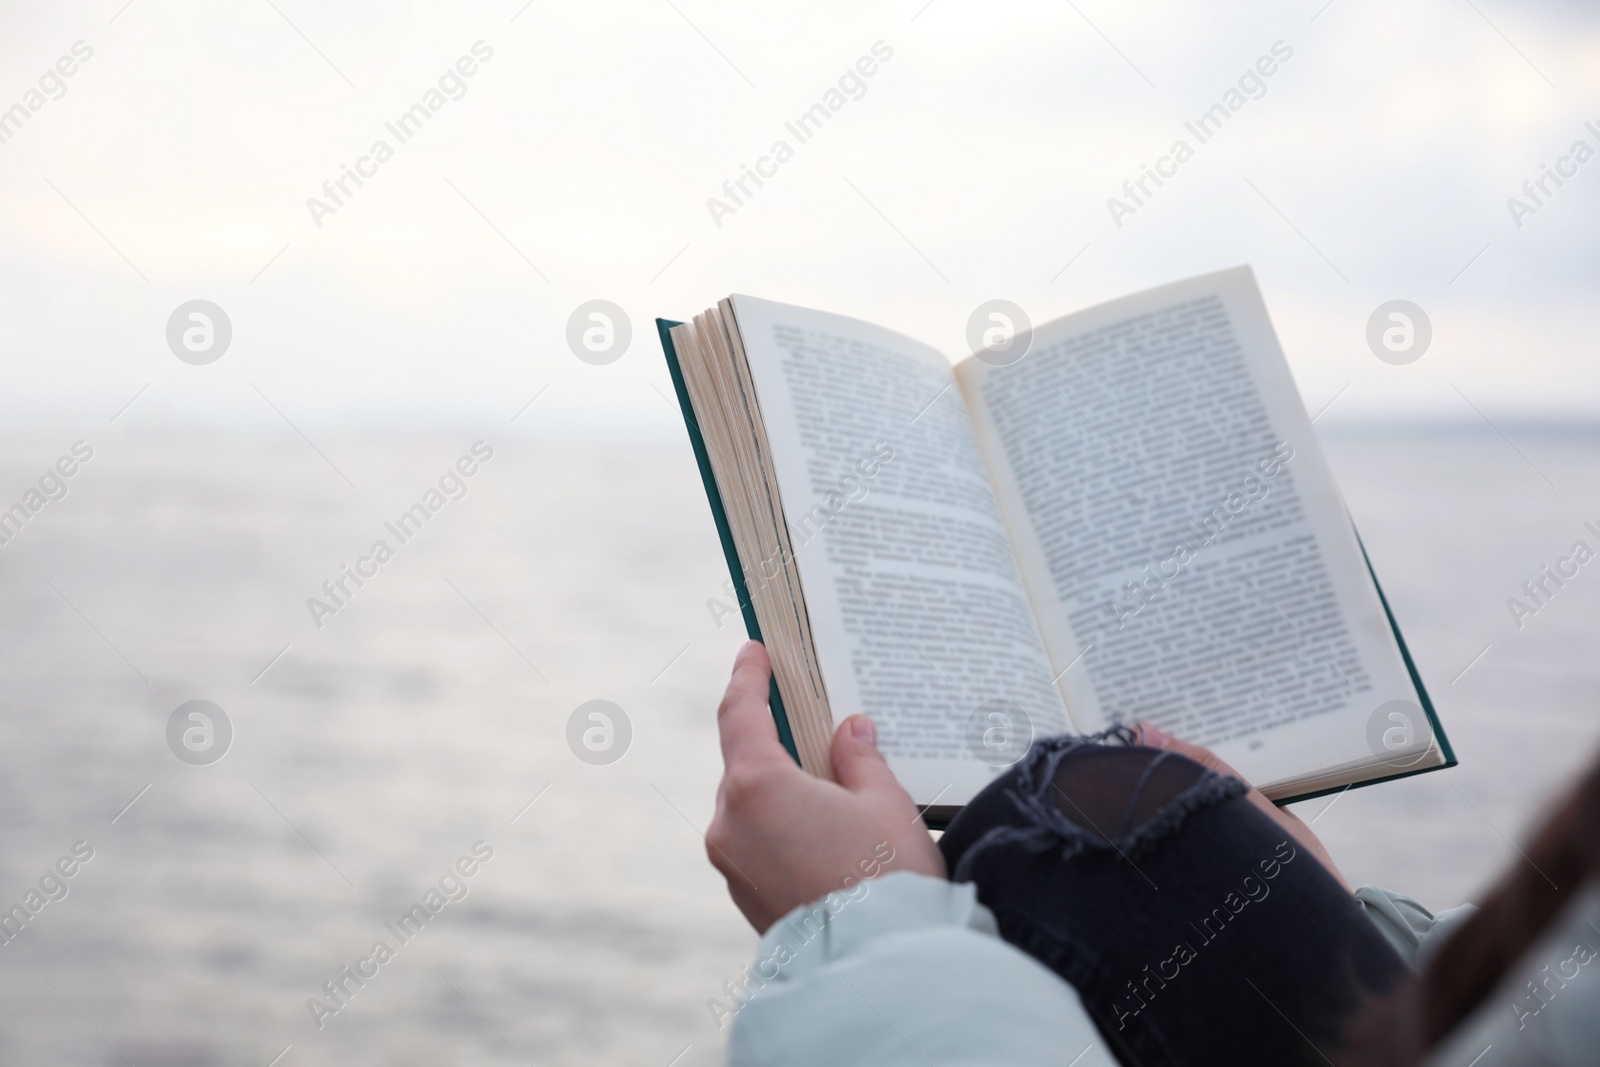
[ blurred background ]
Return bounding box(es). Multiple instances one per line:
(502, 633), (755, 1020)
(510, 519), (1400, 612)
(1, 0), (1597, 1063)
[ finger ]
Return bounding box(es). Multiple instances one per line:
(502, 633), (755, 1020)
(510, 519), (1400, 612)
(830, 715), (909, 800)
(717, 641), (788, 769)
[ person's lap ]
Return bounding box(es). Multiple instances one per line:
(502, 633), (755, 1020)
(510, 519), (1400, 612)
(940, 731), (1407, 1067)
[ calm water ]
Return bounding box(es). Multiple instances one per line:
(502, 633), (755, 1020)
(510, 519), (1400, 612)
(0, 423), (1596, 1065)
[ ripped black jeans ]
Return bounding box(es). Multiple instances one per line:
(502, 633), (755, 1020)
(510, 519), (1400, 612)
(939, 730), (1405, 1067)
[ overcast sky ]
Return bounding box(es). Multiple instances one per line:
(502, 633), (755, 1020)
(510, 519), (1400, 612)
(1, 0), (1596, 438)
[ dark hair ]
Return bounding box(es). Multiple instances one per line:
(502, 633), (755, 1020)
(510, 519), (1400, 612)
(1339, 745), (1600, 1064)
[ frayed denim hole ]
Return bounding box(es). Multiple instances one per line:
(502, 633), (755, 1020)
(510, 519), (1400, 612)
(1114, 769), (1249, 862)
(949, 727), (1145, 883)
(1042, 740), (1252, 863)
(1049, 748), (1183, 844)
(952, 729), (1253, 878)
(1122, 750), (1185, 835)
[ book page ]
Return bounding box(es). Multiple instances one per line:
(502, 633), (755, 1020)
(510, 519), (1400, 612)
(729, 296), (1069, 805)
(957, 268), (1428, 794)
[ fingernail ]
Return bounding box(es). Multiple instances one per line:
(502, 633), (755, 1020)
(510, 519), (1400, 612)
(1139, 722), (1171, 749)
(736, 640), (758, 662)
(851, 716), (877, 745)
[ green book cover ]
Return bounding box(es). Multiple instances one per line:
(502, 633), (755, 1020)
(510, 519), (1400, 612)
(659, 318), (803, 767)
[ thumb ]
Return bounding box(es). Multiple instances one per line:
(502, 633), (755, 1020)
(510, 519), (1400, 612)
(830, 715), (901, 796)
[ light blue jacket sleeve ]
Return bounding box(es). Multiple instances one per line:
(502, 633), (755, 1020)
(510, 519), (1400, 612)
(1355, 885), (1479, 970)
(726, 871), (1116, 1067)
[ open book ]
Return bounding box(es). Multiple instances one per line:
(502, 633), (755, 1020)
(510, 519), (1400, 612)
(659, 267), (1453, 823)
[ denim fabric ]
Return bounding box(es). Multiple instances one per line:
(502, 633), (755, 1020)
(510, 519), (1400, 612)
(940, 731), (1406, 1067)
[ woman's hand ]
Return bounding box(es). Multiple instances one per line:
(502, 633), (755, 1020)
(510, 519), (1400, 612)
(1136, 722), (1351, 891)
(705, 642), (947, 932)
